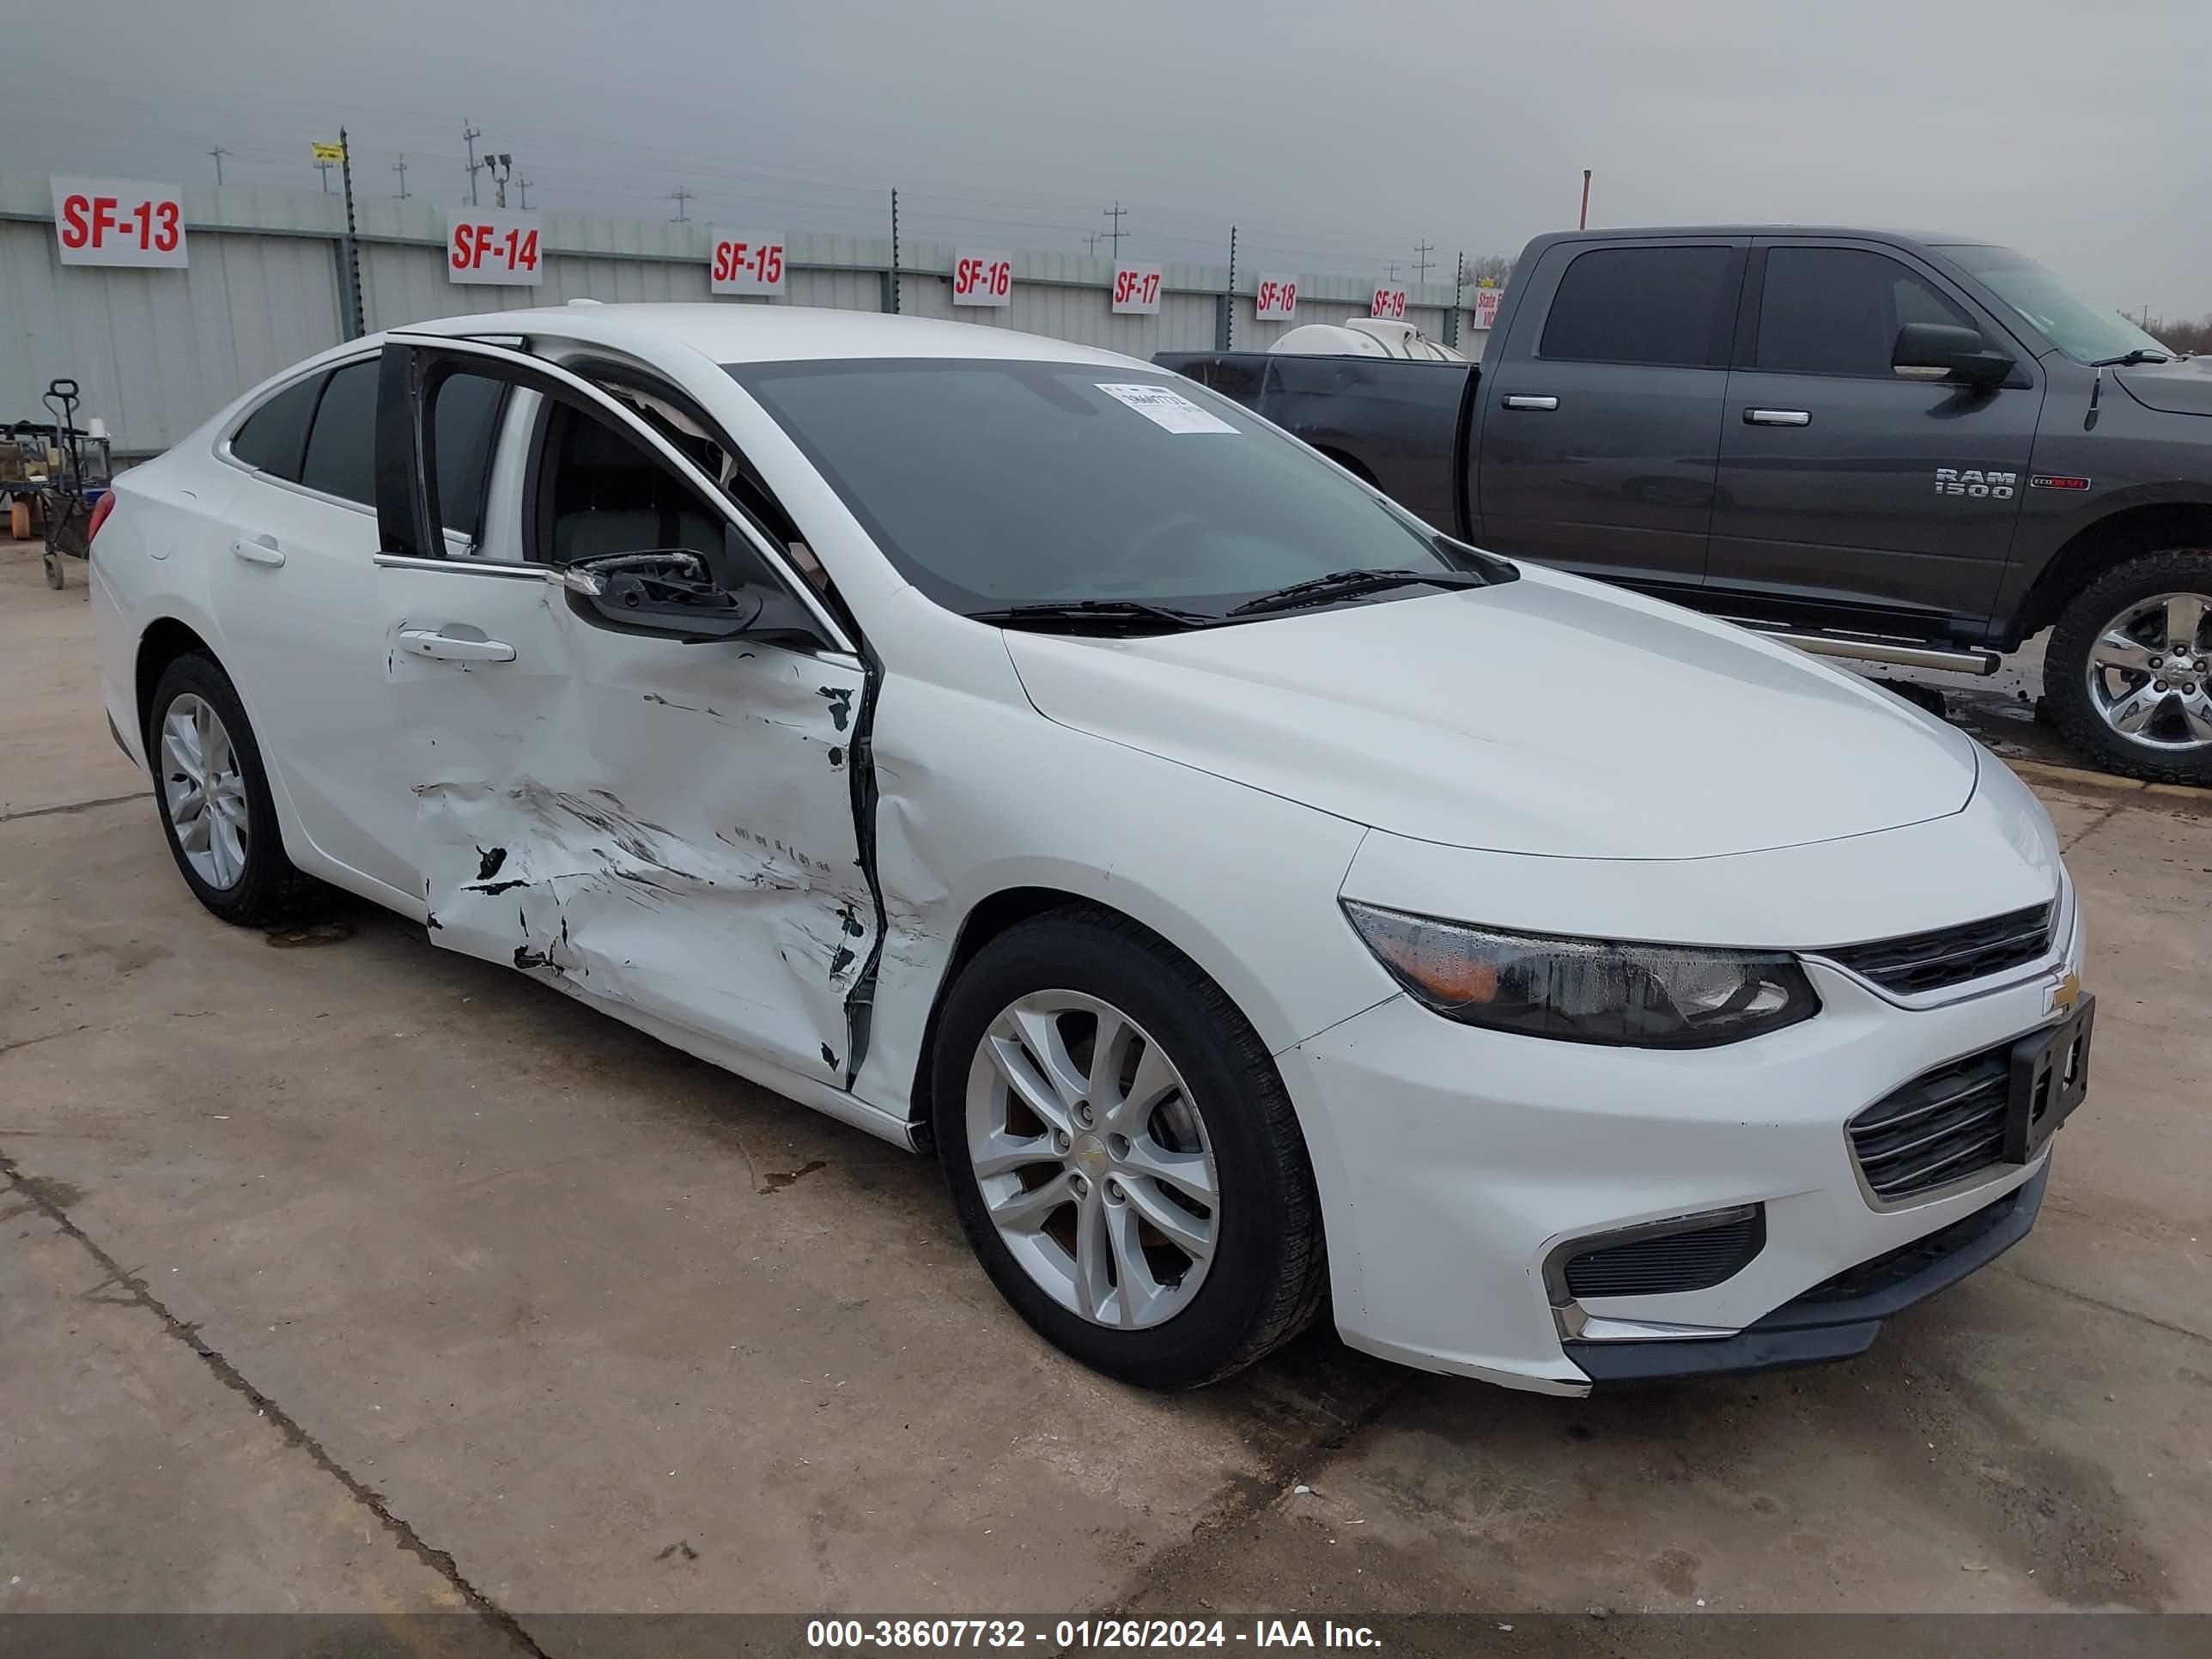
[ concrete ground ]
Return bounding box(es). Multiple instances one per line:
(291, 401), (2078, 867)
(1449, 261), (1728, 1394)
(3, 538), (2209, 1640)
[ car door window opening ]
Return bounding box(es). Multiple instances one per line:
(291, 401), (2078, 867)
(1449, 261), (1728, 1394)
(1752, 248), (1978, 380)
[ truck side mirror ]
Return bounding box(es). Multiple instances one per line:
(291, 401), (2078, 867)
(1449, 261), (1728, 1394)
(1893, 323), (2014, 388)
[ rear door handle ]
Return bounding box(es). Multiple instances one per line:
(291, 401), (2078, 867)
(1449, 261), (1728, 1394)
(1744, 407), (1812, 427)
(1502, 395), (1559, 411)
(230, 535), (285, 567)
(398, 628), (516, 664)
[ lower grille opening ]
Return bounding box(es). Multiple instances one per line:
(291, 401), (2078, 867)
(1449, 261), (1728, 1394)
(1849, 1043), (2012, 1200)
(1562, 1206), (1765, 1299)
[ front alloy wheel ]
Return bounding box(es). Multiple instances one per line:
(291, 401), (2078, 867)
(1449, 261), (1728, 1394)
(2047, 549), (2212, 786)
(967, 991), (1219, 1329)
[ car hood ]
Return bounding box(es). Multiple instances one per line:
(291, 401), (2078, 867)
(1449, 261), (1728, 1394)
(1003, 566), (1980, 860)
(2114, 356), (2212, 417)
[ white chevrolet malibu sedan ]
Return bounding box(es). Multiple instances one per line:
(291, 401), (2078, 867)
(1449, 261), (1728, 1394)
(89, 304), (2093, 1393)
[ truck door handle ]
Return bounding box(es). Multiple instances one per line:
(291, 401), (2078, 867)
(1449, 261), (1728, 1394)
(1503, 395), (1559, 411)
(230, 535), (285, 567)
(398, 628), (516, 664)
(1744, 408), (1812, 427)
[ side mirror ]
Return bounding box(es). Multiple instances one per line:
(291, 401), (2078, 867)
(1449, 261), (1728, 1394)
(1893, 323), (2014, 388)
(561, 550), (762, 641)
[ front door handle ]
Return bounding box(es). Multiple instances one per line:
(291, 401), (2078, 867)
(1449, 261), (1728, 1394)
(1743, 407), (1812, 427)
(1503, 395), (1559, 411)
(398, 628), (516, 664)
(230, 535), (285, 567)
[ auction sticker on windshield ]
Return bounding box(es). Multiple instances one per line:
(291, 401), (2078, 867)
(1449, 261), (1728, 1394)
(1097, 383), (1238, 434)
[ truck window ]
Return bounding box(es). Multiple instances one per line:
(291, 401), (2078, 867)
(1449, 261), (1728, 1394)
(1753, 247), (1974, 378)
(1539, 246), (1735, 368)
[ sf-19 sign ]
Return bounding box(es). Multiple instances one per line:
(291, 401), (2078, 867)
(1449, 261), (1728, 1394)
(1370, 285), (1408, 320)
(1253, 274), (1297, 322)
(1111, 263), (1163, 315)
(953, 249), (1013, 307)
(446, 209), (543, 286)
(710, 229), (786, 295)
(52, 177), (187, 268)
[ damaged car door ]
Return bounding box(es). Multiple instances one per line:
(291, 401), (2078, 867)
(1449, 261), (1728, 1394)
(368, 337), (878, 1088)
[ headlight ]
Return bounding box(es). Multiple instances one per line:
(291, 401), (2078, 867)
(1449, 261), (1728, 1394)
(1341, 901), (1820, 1048)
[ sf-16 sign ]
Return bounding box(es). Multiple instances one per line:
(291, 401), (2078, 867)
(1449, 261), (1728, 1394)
(710, 229), (786, 295)
(953, 249), (1013, 307)
(52, 177), (187, 268)
(1111, 263), (1163, 315)
(1253, 274), (1297, 322)
(447, 209), (543, 286)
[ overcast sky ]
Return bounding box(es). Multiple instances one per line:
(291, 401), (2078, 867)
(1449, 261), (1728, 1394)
(14, 0), (2209, 314)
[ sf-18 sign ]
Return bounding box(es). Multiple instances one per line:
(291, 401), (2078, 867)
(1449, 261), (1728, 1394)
(1253, 274), (1297, 322)
(710, 229), (786, 295)
(52, 176), (187, 268)
(447, 209), (543, 286)
(1371, 285), (1408, 320)
(1111, 263), (1163, 315)
(953, 249), (1013, 307)
(1471, 287), (1503, 330)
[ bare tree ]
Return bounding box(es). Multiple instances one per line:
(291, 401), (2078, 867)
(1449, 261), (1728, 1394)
(1465, 253), (1515, 289)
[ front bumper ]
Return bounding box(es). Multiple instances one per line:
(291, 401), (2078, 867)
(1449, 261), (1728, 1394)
(1283, 929), (2081, 1395)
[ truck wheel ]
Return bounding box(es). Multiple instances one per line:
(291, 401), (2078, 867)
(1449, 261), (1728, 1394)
(2046, 549), (2212, 786)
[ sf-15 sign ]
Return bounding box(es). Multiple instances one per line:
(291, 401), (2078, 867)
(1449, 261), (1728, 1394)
(1111, 263), (1163, 315)
(953, 249), (1013, 307)
(710, 229), (786, 295)
(447, 209), (543, 286)
(52, 177), (187, 268)
(1253, 274), (1297, 322)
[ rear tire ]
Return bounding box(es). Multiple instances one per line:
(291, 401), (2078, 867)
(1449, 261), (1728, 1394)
(147, 653), (317, 925)
(2045, 548), (2212, 786)
(933, 906), (1328, 1389)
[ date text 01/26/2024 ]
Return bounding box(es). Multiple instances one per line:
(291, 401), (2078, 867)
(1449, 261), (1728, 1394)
(806, 1618), (1382, 1650)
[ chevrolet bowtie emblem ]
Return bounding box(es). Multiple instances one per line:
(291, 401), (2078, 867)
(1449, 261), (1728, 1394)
(2050, 971), (2082, 1013)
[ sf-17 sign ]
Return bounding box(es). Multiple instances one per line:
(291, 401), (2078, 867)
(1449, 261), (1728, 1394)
(52, 177), (187, 268)
(953, 249), (1013, 307)
(1111, 263), (1163, 315)
(711, 229), (786, 295)
(1253, 274), (1297, 322)
(447, 209), (543, 286)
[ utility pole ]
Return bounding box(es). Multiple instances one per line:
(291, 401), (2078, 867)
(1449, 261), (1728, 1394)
(463, 118), (484, 206)
(1578, 167), (1592, 230)
(1384, 261), (1401, 283)
(1413, 240), (1435, 283)
(516, 177), (532, 209)
(1084, 231), (1105, 255)
(889, 188), (902, 314)
(1448, 250), (1465, 348)
(337, 127), (364, 339)
(314, 156), (334, 194)
(208, 146), (231, 186)
(1103, 200), (1127, 262)
(487, 153), (514, 209)
(392, 156), (410, 198)
(1223, 224), (1237, 350)
(668, 185), (693, 222)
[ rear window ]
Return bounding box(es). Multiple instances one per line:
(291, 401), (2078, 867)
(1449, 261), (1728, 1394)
(1540, 246), (1736, 368)
(229, 374), (324, 479)
(297, 360), (380, 506)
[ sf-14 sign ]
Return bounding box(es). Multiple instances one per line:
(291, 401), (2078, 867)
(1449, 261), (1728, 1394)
(447, 209), (543, 286)
(52, 177), (187, 268)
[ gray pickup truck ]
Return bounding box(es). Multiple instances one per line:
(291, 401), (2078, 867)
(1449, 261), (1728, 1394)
(1160, 227), (2212, 785)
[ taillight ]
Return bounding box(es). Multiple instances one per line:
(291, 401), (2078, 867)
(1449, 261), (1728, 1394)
(87, 491), (118, 544)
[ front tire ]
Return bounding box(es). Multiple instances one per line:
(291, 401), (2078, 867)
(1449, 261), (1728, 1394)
(2045, 549), (2212, 786)
(147, 653), (314, 925)
(932, 907), (1327, 1389)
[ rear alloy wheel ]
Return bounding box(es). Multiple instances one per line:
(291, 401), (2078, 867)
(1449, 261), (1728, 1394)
(933, 908), (1327, 1389)
(2047, 550), (2212, 786)
(147, 653), (316, 925)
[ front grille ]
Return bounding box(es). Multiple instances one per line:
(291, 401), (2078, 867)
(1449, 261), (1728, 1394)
(1562, 1207), (1765, 1298)
(1848, 1043), (2012, 1200)
(1821, 902), (2053, 995)
(1794, 1179), (2033, 1304)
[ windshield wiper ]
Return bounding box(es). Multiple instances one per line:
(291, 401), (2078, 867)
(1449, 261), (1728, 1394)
(1229, 566), (1491, 617)
(2088, 349), (2172, 367)
(967, 599), (1221, 633)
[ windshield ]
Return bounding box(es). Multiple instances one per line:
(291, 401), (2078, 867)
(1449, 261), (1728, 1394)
(729, 359), (1483, 620)
(1938, 244), (2172, 366)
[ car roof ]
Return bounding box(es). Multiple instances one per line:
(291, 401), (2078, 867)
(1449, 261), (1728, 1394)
(392, 301), (1151, 370)
(1527, 225), (1996, 249)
